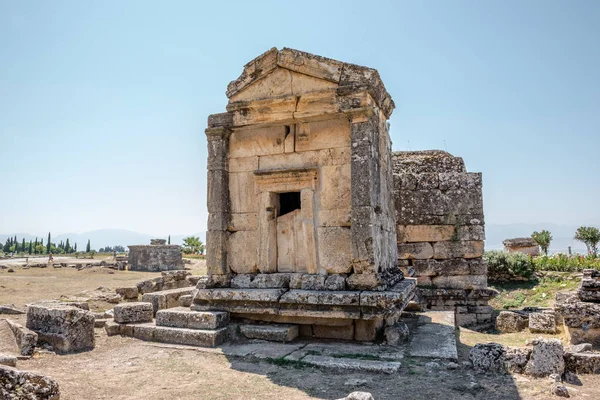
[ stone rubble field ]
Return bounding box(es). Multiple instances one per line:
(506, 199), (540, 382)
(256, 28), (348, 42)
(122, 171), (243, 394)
(2, 260), (600, 399)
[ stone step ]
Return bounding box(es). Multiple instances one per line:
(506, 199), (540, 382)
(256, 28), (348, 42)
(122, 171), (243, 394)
(125, 323), (227, 348)
(240, 324), (299, 342)
(408, 311), (458, 361)
(141, 287), (195, 315)
(156, 307), (229, 330)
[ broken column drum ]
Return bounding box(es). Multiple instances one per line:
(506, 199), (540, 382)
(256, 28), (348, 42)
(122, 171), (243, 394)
(196, 48), (417, 341)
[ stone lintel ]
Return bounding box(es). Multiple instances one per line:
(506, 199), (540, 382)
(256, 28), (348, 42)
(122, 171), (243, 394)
(205, 126), (232, 139)
(342, 106), (375, 124)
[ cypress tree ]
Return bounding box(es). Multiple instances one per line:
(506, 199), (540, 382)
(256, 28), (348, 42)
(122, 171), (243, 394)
(74, 243), (77, 252)
(28, 240), (32, 254)
(46, 232), (51, 254)
(65, 238), (70, 253)
(168, 235), (171, 245)
(22, 238), (25, 253)
(86, 239), (91, 253)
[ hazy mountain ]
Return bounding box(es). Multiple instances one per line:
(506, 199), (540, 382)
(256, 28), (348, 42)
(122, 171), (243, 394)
(0, 229), (206, 251)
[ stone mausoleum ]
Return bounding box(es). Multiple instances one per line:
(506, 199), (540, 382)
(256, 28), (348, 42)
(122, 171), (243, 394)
(128, 239), (184, 272)
(193, 48), (494, 340)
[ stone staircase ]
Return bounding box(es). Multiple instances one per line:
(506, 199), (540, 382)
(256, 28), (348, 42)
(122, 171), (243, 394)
(107, 306), (230, 347)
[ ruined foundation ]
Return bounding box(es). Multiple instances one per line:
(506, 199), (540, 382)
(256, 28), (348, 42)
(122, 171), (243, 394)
(391, 150), (496, 327)
(128, 240), (184, 272)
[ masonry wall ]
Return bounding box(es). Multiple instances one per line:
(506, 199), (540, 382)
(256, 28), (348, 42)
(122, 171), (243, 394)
(128, 245), (184, 272)
(226, 116), (353, 275)
(392, 150), (495, 326)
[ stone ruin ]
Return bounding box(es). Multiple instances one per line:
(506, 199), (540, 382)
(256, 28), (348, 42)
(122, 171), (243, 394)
(128, 239), (184, 272)
(555, 269), (600, 348)
(503, 237), (540, 256)
(194, 47), (496, 338)
(392, 150), (495, 326)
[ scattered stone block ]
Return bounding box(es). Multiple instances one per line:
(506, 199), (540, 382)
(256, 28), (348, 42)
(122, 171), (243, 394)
(529, 312), (557, 334)
(5, 319), (37, 356)
(0, 365), (61, 399)
(570, 343), (592, 353)
(504, 347), (531, 374)
(26, 304), (94, 354)
(115, 287), (139, 300)
(240, 324), (298, 342)
(384, 323), (410, 345)
(469, 343), (505, 373)
(0, 304), (25, 315)
(550, 383), (569, 398)
(113, 302), (154, 324)
(525, 338), (565, 377)
(0, 354), (17, 367)
(564, 352), (600, 374)
(496, 311), (529, 333)
(104, 321), (121, 336)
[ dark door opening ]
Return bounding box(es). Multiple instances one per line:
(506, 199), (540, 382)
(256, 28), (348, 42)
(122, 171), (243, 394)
(278, 192), (301, 216)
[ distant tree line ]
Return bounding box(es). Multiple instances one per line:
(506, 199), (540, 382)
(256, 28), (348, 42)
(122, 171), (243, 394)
(98, 245), (126, 253)
(0, 232), (87, 255)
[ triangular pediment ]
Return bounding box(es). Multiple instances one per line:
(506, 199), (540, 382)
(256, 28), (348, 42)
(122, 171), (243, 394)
(226, 47), (395, 118)
(228, 66), (338, 103)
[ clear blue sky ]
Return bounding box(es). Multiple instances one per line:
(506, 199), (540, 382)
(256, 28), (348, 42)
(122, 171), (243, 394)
(1, 0), (599, 237)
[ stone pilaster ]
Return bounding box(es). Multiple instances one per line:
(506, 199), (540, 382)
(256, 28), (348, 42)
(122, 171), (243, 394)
(345, 107), (400, 290)
(205, 126), (231, 275)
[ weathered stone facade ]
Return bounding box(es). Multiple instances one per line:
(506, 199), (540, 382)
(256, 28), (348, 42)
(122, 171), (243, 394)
(392, 150), (495, 326)
(503, 237), (540, 256)
(196, 48), (416, 340)
(128, 241), (183, 272)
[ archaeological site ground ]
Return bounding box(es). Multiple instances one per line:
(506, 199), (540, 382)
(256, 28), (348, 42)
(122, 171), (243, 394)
(2, 49), (600, 400)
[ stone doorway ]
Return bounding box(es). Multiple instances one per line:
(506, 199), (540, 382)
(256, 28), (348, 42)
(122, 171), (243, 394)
(255, 168), (318, 274)
(276, 192), (307, 272)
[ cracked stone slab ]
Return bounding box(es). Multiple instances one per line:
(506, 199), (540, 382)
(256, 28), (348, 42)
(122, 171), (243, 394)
(408, 311), (458, 360)
(285, 342), (404, 362)
(221, 340), (306, 360)
(300, 354), (401, 374)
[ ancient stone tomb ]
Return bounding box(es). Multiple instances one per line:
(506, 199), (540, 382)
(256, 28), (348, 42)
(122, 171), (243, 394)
(194, 47), (493, 340)
(128, 239), (184, 272)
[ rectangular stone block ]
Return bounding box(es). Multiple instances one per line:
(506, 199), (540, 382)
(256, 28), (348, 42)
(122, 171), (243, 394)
(319, 164), (351, 210)
(240, 324), (299, 342)
(207, 169), (229, 213)
(430, 275), (487, 290)
(227, 213), (257, 231)
(397, 242), (433, 260)
(113, 302), (154, 324)
(312, 324), (355, 340)
(229, 171), (257, 213)
(229, 156), (258, 172)
(206, 230), (229, 275)
(318, 209), (351, 227)
(397, 225), (455, 243)
(412, 259), (471, 277)
(227, 230), (258, 274)
(156, 307), (229, 330)
(26, 304), (95, 354)
(432, 241), (484, 259)
(115, 286), (139, 300)
(354, 319), (384, 341)
(317, 227), (352, 274)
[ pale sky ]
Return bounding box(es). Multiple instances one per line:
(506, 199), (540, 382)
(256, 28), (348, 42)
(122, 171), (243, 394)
(1, 0), (599, 237)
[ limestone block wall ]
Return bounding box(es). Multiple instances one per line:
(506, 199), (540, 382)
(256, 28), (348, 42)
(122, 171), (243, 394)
(225, 116), (353, 275)
(392, 150), (495, 326)
(128, 245), (184, 272)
